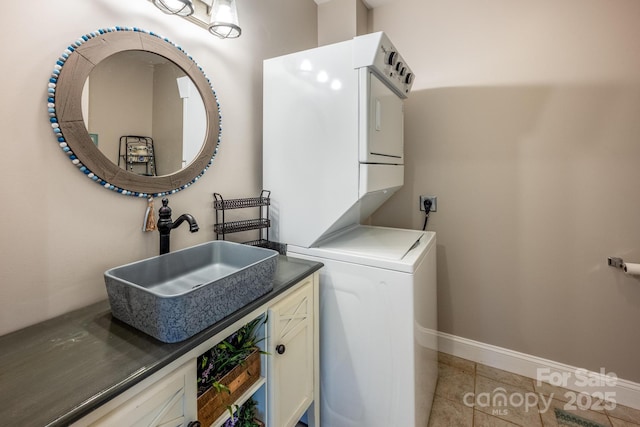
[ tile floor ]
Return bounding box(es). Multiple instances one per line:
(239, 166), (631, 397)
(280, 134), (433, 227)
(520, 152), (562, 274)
(428, 353), (640, 427)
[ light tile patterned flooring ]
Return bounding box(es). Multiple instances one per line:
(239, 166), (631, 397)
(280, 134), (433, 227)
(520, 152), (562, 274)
(428, 353), (640, 427)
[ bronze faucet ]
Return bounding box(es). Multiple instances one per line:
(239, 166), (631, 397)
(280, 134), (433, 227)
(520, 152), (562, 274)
(157, 198), (199, 255)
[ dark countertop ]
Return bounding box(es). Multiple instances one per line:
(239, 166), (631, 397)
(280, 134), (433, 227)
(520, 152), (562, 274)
(0, 255), (322, 427)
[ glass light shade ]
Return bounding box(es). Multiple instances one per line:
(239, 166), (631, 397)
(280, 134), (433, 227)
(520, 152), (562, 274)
(208, 0), (241, 39)
(153, 0), (194, 17)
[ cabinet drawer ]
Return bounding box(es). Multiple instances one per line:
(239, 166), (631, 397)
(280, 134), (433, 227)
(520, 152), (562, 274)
(83, 362), (196, 427)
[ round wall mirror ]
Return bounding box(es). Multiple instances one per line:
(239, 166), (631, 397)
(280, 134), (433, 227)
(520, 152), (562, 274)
(48, 27), (221, 197)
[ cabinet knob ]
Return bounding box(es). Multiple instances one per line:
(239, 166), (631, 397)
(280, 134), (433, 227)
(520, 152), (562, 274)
(276, 344), (286, 354)
(187, 422), (201, 427)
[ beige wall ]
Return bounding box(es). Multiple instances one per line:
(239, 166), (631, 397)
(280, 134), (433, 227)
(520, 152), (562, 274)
(0, 0), (317, 336)
(318, 0), (370, 45)
(370, 0), (640, 382)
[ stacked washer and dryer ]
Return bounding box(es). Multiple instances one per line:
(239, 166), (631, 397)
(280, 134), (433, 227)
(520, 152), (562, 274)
(263, 32), (437, 427)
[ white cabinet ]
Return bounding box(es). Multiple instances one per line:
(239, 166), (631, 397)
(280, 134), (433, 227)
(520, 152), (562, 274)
(76, 272), (319, 427)
(267, 273), (319, 427)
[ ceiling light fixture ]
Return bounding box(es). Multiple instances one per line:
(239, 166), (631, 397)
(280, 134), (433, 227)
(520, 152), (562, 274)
(208, 0), (241, 39)
(152, 0), (195, 17)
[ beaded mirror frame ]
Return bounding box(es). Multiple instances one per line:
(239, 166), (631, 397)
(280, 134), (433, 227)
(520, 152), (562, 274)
(48, 27), (222, 197)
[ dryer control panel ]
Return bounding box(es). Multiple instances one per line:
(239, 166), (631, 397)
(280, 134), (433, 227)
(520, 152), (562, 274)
(353, 32), (414, 98)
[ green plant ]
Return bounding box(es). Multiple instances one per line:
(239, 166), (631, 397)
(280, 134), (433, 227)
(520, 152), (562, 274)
(197, 316), (267, 396)
(223, 398), (262, 427)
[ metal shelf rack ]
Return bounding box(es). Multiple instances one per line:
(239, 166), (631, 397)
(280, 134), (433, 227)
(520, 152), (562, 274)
(213, 190), (285, 254)
(118, 135), (156, 176)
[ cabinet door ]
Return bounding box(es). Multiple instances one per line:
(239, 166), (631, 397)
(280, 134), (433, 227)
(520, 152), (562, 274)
(87, 361), (197, 427)
(268, 277), (314, 427)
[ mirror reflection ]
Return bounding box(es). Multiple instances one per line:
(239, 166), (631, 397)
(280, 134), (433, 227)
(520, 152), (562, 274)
(82, 50), (206, 176)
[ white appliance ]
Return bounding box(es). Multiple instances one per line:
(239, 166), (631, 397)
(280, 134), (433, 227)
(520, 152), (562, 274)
(263, 32), (437, 427)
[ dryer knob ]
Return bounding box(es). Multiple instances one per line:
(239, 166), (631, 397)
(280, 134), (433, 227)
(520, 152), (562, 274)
(405, 72), (414, 85)
(395, 61), (404, 72)
(399, 67), (407, 76)
(386, 51), (398, 66)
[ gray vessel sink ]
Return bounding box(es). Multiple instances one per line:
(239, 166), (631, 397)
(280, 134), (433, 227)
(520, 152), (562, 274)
(104, 241), (278, 343)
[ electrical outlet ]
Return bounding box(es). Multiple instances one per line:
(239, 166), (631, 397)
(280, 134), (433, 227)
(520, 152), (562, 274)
(419, 195), (437, 212)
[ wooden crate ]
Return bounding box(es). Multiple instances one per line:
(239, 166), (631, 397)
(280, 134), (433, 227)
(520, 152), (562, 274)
(197, 348), (261, 426)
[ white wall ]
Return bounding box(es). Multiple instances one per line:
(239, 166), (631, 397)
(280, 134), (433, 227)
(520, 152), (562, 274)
(370, 0), (640, 382)
(0, 0), (317, 335)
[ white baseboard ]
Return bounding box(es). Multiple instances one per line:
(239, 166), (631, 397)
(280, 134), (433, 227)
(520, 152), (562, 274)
(437, 331), (640, 410)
